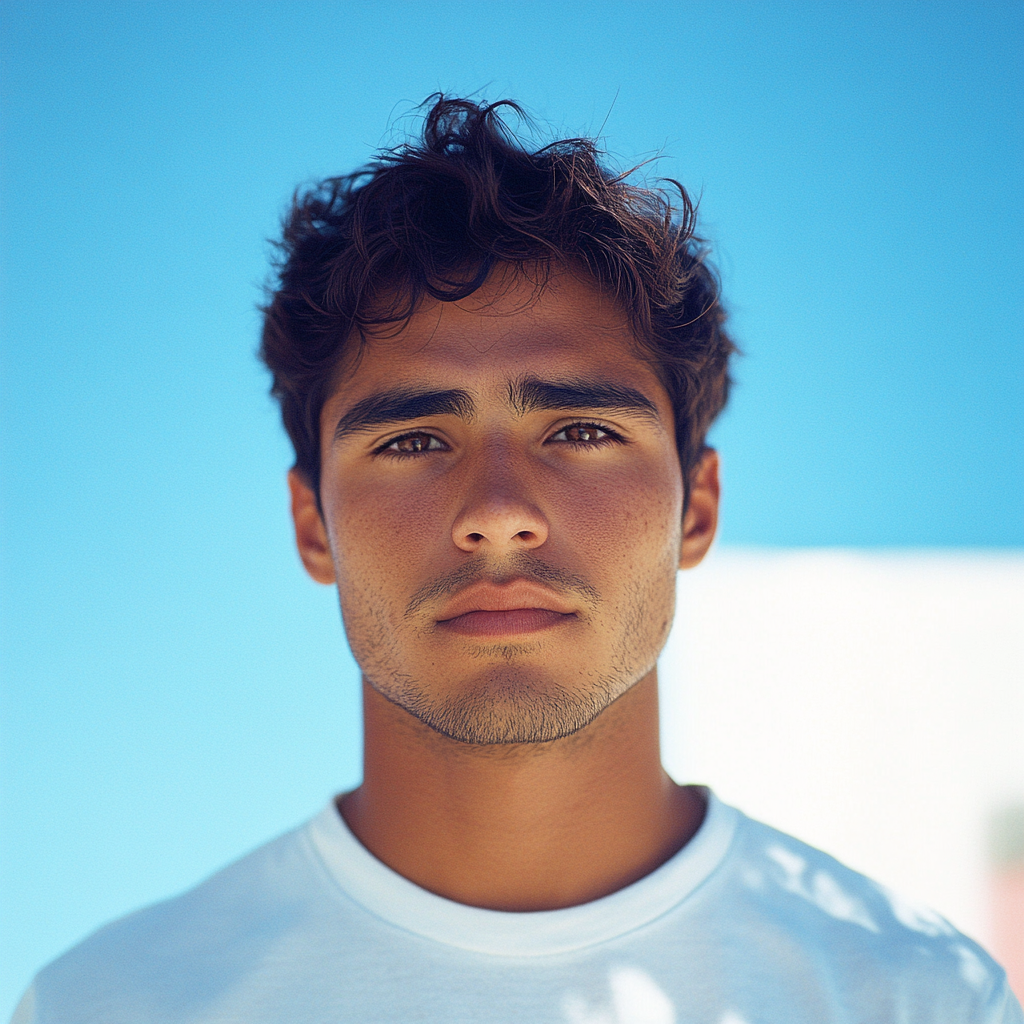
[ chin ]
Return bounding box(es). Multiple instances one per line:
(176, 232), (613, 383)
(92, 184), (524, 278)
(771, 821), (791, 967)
(382, 667), (630, 746)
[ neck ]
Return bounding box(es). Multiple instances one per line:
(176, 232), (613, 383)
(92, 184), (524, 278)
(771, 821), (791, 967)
(338, 670), (704, 911)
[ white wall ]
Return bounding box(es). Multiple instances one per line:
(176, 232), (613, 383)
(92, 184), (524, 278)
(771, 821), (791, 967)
(659, 548), (1024, 947)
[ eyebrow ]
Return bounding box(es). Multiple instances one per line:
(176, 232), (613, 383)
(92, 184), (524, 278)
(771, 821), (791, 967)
(333, 387), (475, 440)
(508, 375), (660, 420)
(333, 374), (660, 442)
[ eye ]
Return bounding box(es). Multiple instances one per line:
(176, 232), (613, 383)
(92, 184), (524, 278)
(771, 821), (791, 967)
(547, 422), (623, 447)
(378, 431), (448, 456)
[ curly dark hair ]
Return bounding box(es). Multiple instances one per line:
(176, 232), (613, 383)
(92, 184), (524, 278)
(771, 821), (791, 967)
(260, 96), (736, 499)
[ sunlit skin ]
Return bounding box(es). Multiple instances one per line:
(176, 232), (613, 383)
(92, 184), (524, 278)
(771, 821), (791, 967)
(289, 267), (720, 911)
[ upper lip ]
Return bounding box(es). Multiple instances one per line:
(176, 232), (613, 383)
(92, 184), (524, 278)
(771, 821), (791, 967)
(435, 580), (578, 622)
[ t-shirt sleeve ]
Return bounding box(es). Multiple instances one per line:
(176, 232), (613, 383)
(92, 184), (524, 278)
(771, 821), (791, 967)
(7, 985), (35, 1024)
(990, 976), (1024, 1024)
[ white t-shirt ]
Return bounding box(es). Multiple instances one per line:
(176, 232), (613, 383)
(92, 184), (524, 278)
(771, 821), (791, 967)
(13, 792), (1022, 1024)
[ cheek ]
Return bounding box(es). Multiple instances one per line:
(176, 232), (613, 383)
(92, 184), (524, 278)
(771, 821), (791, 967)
(324, 476), (455, 585)
(547, 454), (684, 578)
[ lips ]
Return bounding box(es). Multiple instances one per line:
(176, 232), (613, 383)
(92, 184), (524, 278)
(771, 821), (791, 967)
(434, 580), (578, 638)
(439, 607), (573, 637)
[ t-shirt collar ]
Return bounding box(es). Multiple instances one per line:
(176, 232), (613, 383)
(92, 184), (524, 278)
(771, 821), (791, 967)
(305, 787), (740, 957)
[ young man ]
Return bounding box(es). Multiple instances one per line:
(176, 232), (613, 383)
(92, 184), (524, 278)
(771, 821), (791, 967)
(14, 98), (1021, 1023)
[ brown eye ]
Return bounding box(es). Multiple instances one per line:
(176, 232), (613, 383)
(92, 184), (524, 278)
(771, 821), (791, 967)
(550, 423), (613, 444)
(387, 432), (442, 454)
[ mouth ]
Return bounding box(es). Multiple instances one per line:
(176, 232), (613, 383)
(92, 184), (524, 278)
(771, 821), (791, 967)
(437, 607), (576, 637)
(434, 580), (579, 638)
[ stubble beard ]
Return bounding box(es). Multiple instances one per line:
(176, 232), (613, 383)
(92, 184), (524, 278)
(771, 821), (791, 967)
(340, 554), (676, 746)
(389, 666), (626, 745)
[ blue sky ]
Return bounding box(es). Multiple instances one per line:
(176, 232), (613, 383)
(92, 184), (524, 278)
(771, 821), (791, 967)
(1, 0), (1021, 1012)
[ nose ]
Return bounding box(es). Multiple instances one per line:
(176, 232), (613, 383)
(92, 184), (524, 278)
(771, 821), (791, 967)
(451, 452), (549, 553)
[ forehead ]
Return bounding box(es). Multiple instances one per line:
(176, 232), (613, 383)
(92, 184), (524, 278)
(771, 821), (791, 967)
(327, 270), (663, 411)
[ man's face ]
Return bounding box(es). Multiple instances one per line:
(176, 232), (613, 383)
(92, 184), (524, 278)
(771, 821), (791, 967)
(307, 269), (694, 744)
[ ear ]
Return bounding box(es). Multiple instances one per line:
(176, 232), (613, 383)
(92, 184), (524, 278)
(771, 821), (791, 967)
(679, 449), (720, 570)
(288, 469), (337, 585)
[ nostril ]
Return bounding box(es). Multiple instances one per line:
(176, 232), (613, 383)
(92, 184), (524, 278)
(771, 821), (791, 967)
(467, 532), (484, 542)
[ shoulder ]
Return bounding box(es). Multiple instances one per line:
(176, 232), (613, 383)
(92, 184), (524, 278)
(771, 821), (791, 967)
(713, 807), (1020, 1020)
(22, 818), (333, 1024)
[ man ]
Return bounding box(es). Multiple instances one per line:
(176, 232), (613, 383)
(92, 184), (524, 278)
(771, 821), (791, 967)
(14, 97), (1021, 1023)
